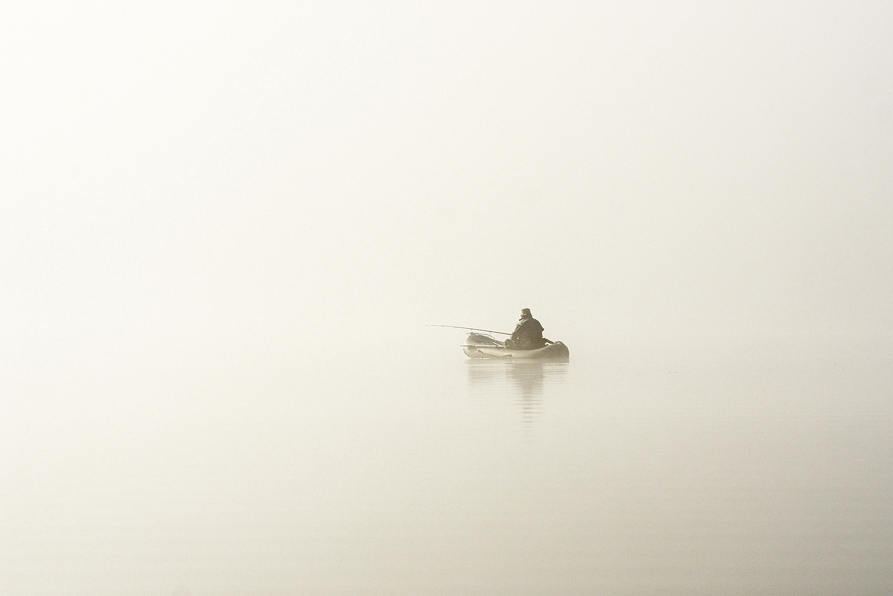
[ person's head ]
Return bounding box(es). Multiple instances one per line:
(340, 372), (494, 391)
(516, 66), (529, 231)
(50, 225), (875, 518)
(520, 308), (531, 319)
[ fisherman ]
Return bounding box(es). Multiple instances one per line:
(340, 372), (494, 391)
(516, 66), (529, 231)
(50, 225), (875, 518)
(505, 308), (546, 350)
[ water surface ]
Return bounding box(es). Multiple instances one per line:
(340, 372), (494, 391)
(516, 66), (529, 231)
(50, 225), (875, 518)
(2, 336), (891, 595)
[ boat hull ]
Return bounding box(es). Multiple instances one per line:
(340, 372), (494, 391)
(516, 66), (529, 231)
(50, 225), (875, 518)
(463, 341), (569, 362)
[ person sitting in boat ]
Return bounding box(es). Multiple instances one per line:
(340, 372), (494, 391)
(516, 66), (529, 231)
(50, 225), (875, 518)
(505, 308), (546, 350)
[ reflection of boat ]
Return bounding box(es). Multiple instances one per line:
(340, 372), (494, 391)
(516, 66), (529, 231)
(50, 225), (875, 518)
(462, 332), (570, 362)
(466, 359), (568, 428)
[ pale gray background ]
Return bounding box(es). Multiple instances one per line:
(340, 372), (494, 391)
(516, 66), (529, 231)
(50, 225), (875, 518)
(2, 2), (891, 594)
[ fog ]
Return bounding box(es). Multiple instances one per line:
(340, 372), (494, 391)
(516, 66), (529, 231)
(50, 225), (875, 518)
(2, 2), (892, 594)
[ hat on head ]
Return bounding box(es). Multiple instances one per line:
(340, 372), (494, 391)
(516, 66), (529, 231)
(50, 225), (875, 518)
(520, 308), (531, 317)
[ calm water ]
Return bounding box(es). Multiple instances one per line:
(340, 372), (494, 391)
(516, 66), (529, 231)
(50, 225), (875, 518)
(2, 335), (891, 595)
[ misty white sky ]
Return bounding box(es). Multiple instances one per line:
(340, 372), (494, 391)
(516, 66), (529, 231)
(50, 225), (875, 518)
(2, 1), (891, 357)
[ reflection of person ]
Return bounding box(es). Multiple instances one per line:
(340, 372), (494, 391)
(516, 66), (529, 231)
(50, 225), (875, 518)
(505, 308), (546, 350)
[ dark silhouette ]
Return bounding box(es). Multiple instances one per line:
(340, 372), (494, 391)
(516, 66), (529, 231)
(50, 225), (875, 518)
(505, 308), (546, 350)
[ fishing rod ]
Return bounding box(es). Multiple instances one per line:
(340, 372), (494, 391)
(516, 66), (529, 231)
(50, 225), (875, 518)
(428, 324), (512, 336)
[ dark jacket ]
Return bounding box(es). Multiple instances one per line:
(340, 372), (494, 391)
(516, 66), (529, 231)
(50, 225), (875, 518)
(511, 317), (545, 349)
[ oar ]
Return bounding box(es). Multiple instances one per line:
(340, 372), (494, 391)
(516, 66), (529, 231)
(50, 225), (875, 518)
(428, 324), (512, 336)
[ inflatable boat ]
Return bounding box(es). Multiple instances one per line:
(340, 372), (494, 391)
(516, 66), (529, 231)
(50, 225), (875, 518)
(462, 332), (569, 362)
